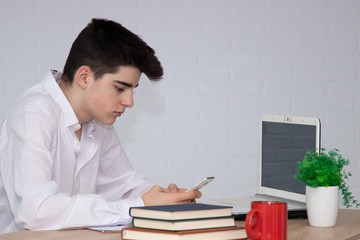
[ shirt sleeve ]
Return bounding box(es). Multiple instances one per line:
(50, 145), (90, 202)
(1, 106), (151, 231)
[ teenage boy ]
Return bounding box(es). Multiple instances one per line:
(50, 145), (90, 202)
(0, 18), (200, 234)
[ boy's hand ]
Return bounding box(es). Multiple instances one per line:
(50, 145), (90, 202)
(141, 184), (202, 206)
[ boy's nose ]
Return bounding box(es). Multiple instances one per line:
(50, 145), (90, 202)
(121, 91), (134, 108)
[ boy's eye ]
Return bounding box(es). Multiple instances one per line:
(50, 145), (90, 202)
(114, 85), (136, 93)
(115, 86), (125, 92)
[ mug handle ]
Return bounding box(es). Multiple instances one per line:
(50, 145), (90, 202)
(245, 210), (261, 240)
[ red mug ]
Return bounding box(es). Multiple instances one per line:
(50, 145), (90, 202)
(245, 201), (287, 240)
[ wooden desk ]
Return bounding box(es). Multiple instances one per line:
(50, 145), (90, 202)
(238, 209), (360, 240)
(289, 209), (360, 240)
(1, 209), (359, 240)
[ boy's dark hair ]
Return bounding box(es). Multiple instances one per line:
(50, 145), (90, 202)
(62, 18), (163, 83)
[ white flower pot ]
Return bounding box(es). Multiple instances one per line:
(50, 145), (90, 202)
(306, 185), (339, 227)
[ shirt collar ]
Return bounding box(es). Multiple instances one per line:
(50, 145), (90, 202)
(41, 70), (79, 129)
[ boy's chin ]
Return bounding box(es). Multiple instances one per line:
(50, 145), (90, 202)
(98, 117), (116, 125)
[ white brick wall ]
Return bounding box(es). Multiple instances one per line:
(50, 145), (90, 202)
(1, 0), (360, 206)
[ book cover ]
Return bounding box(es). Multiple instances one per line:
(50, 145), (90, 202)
(132, 216), (235, 231)
(129, 203), (233, 220)
(121, 226), (247, 240)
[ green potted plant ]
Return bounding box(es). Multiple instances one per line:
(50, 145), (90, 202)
(294, 148), (359, 227)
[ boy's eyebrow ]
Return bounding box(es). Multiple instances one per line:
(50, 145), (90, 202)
(114, 80), (139, 88)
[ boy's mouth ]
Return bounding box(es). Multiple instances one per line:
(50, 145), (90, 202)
(115, 111), (124, 117)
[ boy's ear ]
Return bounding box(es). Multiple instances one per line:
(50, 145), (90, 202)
(75, 66), (92, 89)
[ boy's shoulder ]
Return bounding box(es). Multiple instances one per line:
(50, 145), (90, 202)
(22, 83), (59, 110)
(9, 82), (63, 124)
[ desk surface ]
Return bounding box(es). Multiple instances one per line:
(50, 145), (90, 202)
(1, 209), (359, 240)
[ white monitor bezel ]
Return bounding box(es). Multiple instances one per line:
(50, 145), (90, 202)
(259, 114), (321, 203)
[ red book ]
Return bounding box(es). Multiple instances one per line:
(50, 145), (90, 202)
(121, 226), (247, 240)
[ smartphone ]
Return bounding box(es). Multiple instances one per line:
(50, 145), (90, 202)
(185, 177), (214, 192)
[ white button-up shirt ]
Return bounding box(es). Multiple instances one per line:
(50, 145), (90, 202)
(0, 70), (153, 233)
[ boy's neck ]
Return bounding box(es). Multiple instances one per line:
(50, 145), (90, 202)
(59, 80), (90, 126)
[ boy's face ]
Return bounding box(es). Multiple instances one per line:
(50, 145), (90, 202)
(84, 65), (141, 125)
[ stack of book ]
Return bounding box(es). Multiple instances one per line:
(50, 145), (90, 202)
(121, 203), (247, 239)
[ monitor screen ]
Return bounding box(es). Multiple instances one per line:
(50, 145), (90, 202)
(261, 121), (317, 195)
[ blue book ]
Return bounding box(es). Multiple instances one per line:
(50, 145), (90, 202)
(129, 203), (233, 220)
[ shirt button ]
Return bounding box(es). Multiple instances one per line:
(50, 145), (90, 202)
(73, 123), (81, 131)
(75, 139), (80, 145)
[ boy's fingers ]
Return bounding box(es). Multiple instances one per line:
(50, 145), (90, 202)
(152, 185), (170, 193)
(172, 191), (201, 203)
(167, 183), (179, 193)
(195, 190), (202, 198)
